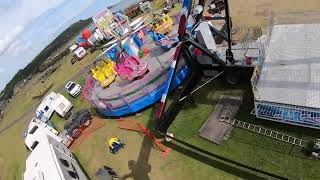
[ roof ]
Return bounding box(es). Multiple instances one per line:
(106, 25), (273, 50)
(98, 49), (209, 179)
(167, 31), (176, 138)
(256, 23), (320, 108)
(24, 118), (61, 151)
(24, 135), (63, 180)
(24, 135), (88, 180)
(37, 92), (57, 110)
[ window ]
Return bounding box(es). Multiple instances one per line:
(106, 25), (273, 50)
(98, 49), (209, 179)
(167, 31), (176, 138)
(59, 158), (69, 167)
(29, 126), (38, 134)
(67, 83), (76, 91)
(67, 170), (79, 179)
(30, 141), (39, 150)
(44, 106), (49, 111)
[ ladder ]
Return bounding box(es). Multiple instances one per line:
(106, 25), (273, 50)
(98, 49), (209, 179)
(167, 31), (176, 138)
(220, 117), (307, 147)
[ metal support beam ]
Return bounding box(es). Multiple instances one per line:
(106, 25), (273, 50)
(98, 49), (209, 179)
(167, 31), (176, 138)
(224, 0), (234, 64)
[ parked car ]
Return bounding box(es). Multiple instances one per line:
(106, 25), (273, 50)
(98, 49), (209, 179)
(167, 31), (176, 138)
(65, 81), (82, 97)
(64, 109), (92, 139)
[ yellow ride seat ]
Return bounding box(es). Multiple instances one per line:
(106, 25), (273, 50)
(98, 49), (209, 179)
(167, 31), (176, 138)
(96, 65), (116, 87)
(98, 61), (117, 83)
(108, 137), (120, 149)
(102, 60), (117, 75)
(155, 16), (173, 34)
(91, 67), (114, 88)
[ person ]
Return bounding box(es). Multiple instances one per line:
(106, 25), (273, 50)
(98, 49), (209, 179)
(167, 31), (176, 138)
(107, 137), (124, 154)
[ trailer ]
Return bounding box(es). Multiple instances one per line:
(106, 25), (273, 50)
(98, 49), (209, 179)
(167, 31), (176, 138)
(24, 134), (88, 180)
(36, 92), (73, 122)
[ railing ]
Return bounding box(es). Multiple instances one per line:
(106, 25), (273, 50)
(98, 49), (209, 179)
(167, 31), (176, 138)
(220, 117), (307, 147)
(255, 101), (320, 128)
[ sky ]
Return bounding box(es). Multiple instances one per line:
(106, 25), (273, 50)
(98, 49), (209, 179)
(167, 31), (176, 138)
(0, 0), (138, 91)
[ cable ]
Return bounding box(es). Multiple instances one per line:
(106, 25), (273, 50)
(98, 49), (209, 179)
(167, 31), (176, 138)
(179, 71), (224, 102)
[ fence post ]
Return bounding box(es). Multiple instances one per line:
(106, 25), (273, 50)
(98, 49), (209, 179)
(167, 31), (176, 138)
(119, 93), (132, 113)
(156, 56), (164, 68)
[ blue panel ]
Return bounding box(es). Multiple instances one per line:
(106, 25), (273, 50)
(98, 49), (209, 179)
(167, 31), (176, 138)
(97, 66), (190, 117)
(257, 104), (320, 127)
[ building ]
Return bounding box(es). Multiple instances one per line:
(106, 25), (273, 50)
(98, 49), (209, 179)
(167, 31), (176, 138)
(24, 134), (88, 180)
(36, 92), (73, 122)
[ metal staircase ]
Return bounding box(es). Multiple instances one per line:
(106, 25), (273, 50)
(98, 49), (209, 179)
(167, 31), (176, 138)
(220, 117), (307, 147)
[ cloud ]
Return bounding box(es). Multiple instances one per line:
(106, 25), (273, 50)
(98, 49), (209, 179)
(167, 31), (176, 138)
(0, 25), (24, 55)
(0, 0), (127, 91)
(0, 0), (64, 55)
(6, 40), (32, 57)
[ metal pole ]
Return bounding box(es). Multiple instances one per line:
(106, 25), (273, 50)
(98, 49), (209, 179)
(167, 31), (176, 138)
(224, 0), (234, 64)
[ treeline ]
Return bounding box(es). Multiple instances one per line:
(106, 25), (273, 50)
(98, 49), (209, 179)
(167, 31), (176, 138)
(0, 18), (93, 101)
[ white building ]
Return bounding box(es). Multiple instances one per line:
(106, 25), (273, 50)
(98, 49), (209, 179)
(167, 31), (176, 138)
(36, 92), (73, 122)
(94, 28), (105, 40)
(24, 134), (88, 180)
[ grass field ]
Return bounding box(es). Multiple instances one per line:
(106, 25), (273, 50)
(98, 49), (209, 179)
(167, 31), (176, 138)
(1, 0), (320, 179)
(0, 50), (99, 179)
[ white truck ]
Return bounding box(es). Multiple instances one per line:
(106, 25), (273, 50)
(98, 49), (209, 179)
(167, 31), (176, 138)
(69, 44), (87, 64)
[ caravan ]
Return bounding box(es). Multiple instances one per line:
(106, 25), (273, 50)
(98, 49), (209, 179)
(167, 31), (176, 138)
(36, 92), (73, 122)
(24, 134), (88, 180)
(24, 118), (63, 151)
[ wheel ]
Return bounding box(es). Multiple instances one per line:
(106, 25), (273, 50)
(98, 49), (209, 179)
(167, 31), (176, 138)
(225, 71), (240, 85)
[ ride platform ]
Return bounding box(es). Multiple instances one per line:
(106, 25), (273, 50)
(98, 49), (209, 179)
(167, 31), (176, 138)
(83, 34), (189, 117)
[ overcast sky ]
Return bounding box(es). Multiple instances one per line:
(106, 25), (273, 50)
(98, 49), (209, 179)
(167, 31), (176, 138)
(0, 0), (138, 91)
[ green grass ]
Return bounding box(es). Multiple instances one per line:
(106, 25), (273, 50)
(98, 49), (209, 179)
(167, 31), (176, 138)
(51, 74), (92, 132)
(166, 76), (320, 179)
(73, 74), (320, 179)
(151, 0), (167, 11)
(0, 51), (99, 180)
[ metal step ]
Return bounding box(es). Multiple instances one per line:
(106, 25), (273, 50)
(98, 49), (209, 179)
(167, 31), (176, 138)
(220, 117), (307, 147)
